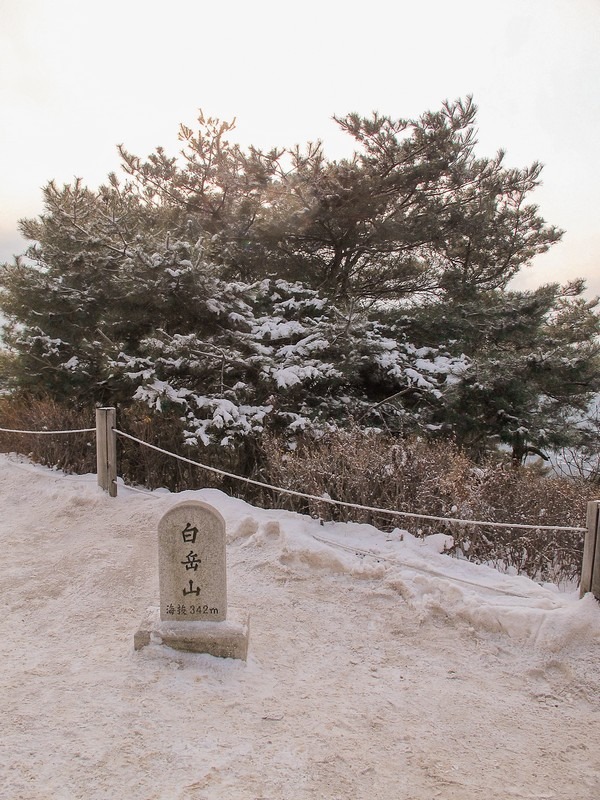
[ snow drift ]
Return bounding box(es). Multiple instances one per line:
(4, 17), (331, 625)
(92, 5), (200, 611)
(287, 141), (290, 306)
(1, 454), (599, 800)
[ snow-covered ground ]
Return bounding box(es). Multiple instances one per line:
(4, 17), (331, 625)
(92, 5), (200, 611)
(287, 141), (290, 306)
(1, 453), (599, 800)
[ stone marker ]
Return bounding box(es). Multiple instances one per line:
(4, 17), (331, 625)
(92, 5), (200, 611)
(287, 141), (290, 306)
(134, 500), (250, 660)
(158, 500), (227, 622)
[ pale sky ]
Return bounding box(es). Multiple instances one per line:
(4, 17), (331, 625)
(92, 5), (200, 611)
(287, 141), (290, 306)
(1, 0), (599, 297)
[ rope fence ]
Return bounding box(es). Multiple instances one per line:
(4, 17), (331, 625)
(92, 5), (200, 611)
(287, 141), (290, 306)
(1, 406), (599, 598)
(0, 425), (95, 435)
(114, 428), (586, 533)
(0, 413), (590, 532)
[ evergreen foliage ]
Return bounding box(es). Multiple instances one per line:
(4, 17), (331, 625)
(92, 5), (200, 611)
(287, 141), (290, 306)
(1, 98), (598, 463)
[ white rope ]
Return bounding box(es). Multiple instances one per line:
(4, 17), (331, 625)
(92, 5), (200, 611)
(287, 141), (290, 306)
(119, 482), (163, 500)
(0, 425), (95, 435)
(114, 428), (587, 533)
(311, 534), (544, 598)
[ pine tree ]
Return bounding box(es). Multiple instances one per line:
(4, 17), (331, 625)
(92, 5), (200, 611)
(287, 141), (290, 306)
(110, 278), (463, 448)
(1, 98), (595, 466)
(402, 282), (600, 460)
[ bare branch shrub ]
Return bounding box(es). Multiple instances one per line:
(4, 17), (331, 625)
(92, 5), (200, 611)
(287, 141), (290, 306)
(260, 429), (595, 584)
(0, 396), (261, 495)
(116, 403), (250, 494)
(0, 395), (96, 474)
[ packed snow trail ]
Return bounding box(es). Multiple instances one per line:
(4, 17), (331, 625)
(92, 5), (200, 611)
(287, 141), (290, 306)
(1, 454), (599, 800)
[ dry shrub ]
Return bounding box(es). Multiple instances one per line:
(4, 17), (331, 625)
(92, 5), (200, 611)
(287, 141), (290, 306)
(117, 404), (199, 492)
(0, 394), (96, 474)
(462, 463), (589, 583)
(116, 403), (255, 494)
(260, 429), (481, 528)
(261, 429), (595, 584)
(0, 395), (262, 495)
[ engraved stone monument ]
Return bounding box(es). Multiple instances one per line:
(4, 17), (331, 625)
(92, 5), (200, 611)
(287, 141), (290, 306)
(134, 500), (250, 660)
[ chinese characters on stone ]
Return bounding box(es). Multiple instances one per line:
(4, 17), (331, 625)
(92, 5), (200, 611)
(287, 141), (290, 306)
(180, 525), (201, 596)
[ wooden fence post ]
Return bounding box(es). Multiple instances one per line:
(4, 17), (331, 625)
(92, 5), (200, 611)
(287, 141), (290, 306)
(96, 407), (117, 497)
(580, 500), (600, 599)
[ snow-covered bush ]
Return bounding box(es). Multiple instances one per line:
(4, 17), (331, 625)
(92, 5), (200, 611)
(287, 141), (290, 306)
(112, 278), (467, 447)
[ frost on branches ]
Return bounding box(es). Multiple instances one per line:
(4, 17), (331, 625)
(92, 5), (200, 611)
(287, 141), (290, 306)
(113, 279), (468, 447)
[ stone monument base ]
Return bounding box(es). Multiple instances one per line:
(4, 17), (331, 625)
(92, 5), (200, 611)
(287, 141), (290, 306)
(134, 606), (250, 660)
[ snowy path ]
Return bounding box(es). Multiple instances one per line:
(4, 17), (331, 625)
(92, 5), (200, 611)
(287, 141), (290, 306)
(1, 454), (599, 799)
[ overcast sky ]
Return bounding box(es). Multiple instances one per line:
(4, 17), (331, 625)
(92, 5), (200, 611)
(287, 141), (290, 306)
(1, 0), (599, 296)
